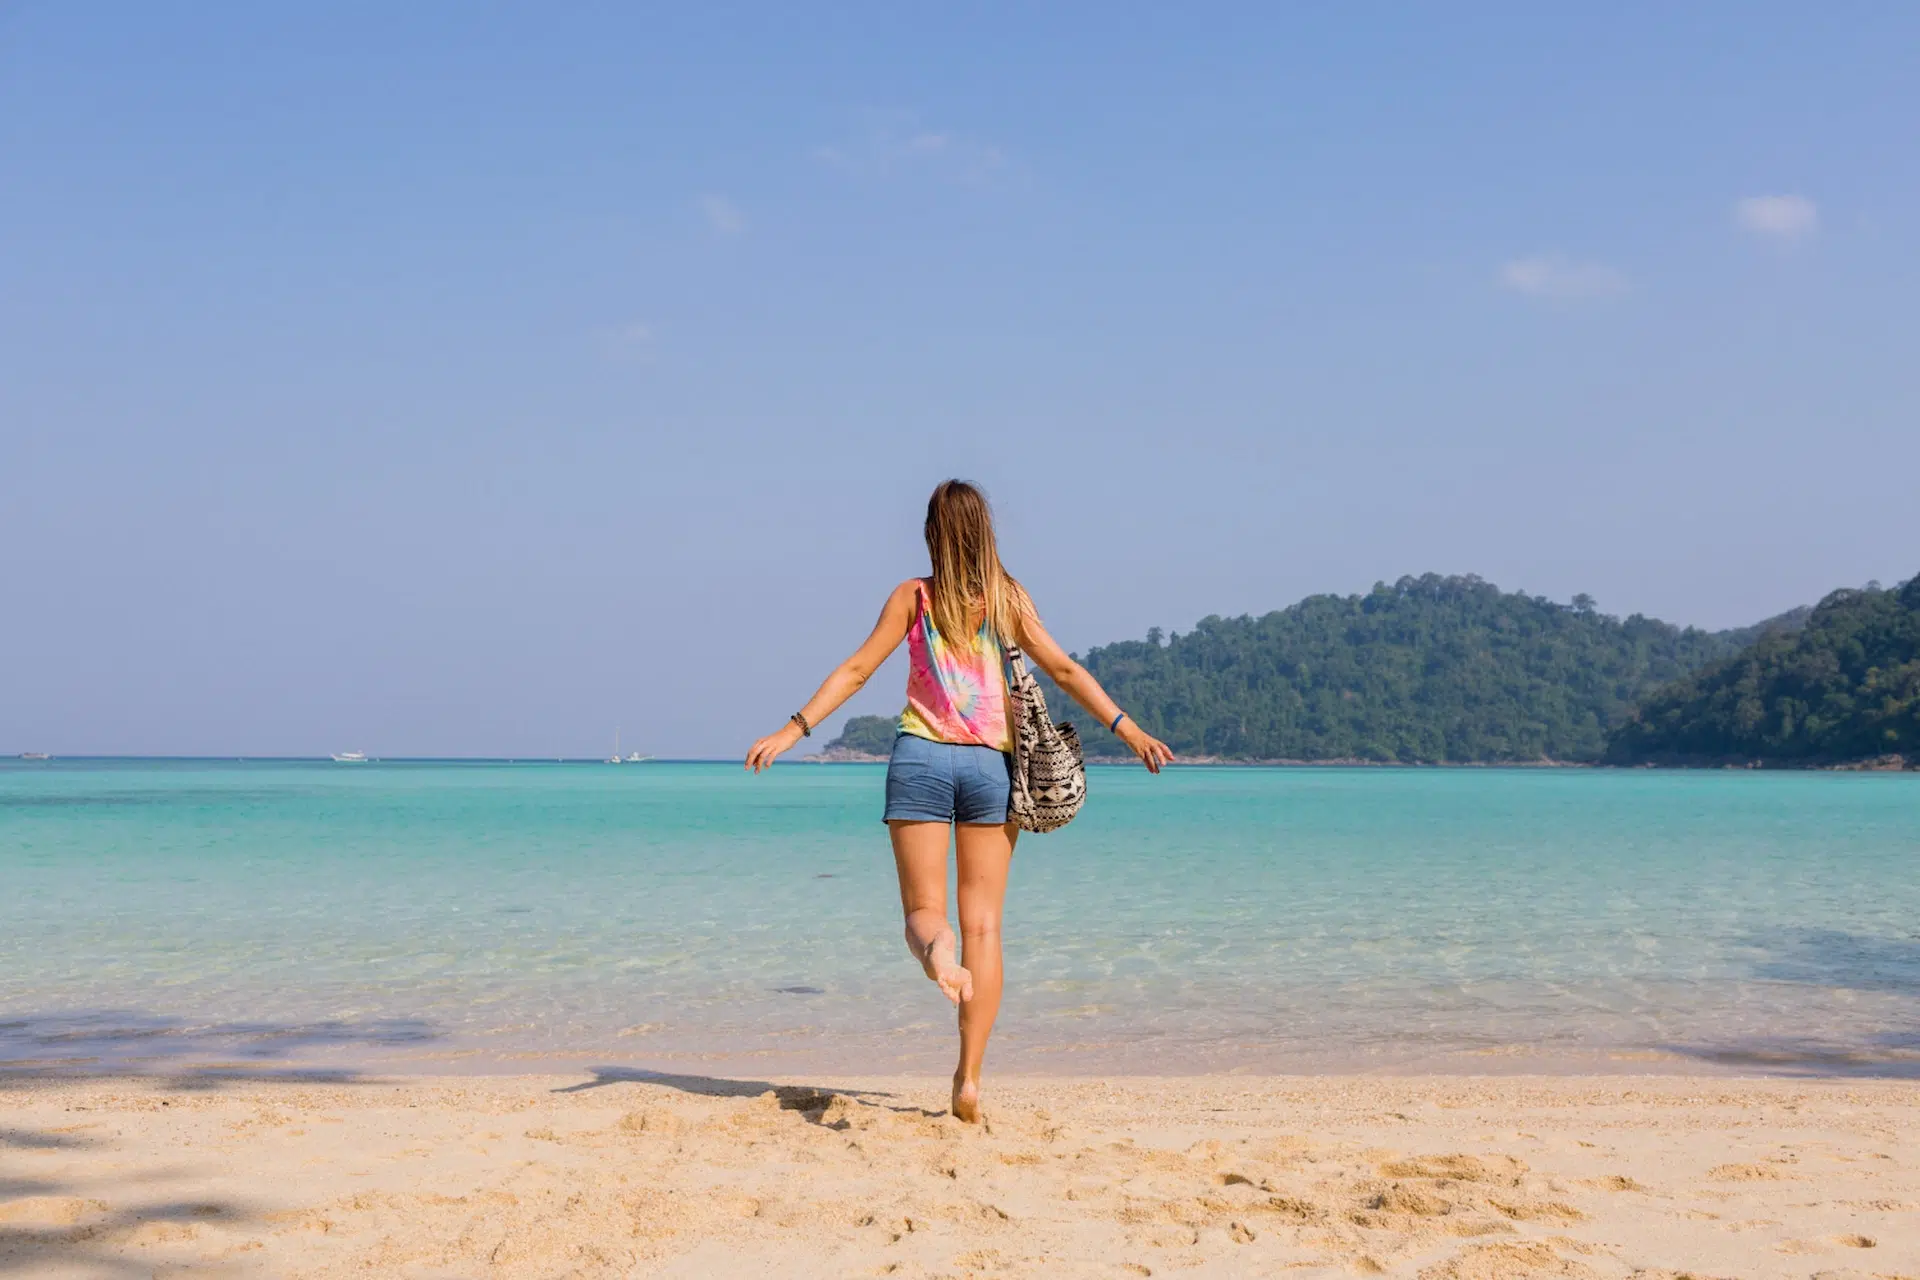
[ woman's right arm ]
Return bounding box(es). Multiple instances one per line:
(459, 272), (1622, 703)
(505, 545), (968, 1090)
(745, 580), (921, 772)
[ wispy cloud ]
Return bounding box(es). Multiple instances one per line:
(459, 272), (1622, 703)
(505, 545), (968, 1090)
(814, 116), (1005, 184)
(600, 322), (656, 364)
(698, 194), (747, 236)
(1497, 254), (1630, 300)
(1735, 194), (1818, 241)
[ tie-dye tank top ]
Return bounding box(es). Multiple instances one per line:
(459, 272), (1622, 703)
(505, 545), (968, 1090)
(898, 581), (1012, 753)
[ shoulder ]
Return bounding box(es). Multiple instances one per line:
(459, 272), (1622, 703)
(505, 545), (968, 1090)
(1007, 577), (1038, 619)
(889, 579), (929, 608)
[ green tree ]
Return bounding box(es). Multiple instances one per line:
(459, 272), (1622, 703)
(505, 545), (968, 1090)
(1606, 575), (1920, 766)
(823, 714), (898, 756)
(1033, 573), (1756, 763)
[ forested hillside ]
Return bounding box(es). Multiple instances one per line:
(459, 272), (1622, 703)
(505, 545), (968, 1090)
(1033, 574), (1748, 763)
(1605, 576), (1920, 766)
(819, 574), (1893, 767)
(821, 714), (898, 758)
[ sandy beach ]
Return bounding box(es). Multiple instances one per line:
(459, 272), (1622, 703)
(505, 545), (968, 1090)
(2, 1072), (1913, 1278)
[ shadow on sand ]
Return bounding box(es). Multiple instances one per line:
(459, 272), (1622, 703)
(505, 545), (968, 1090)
(0, 1197), (264, 1278)
(0, 1079), (274, 1276)
(554, 1066), (947, 1122)
(0, 1010), (435, 1273)
(1657, 1035), (1920, 1079)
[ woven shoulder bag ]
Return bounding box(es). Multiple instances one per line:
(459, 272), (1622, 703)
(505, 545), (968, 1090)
(1004, 646), (1087, 833)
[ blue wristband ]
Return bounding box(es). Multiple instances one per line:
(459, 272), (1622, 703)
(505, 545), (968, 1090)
(1109, 712), (1128, 734)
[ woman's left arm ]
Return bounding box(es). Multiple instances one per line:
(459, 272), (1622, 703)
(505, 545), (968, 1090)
(1014, 611), (1174, 774)
(745, 580), (921, 772)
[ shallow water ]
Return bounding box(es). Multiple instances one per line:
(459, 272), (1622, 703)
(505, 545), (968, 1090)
(2, 759), (1916, 1077)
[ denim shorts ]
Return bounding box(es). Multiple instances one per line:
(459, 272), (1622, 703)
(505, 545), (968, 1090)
(883, 732), (1013, 825)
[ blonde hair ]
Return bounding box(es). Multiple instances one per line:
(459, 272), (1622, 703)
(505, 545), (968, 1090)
(924, 479), (1030, 649)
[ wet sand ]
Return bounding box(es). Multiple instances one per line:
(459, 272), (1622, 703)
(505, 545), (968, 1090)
(2, 1073), (1914, 1278)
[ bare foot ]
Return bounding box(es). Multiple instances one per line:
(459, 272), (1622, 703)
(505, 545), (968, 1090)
(916, 929), (973, 1006)
(952, 1073), (981, 1124)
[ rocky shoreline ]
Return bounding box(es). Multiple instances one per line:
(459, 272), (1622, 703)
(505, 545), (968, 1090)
(800, 747), (890, 763)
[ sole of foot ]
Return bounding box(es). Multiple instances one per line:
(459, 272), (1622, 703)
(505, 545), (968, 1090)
(919, 931), (973, 1006)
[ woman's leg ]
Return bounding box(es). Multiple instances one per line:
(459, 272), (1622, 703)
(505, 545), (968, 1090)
(951, 819), (1017, 1122)
(888, 820), (971, 1004)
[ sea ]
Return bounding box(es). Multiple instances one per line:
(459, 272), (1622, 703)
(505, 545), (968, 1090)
(2, 759), (1916, 1080)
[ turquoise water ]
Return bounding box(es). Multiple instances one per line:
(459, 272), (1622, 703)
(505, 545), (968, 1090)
(2, 760), (1916, 1078)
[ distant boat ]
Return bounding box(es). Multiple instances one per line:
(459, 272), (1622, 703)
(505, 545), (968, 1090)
(609, 729), (653, 764)
(331, 751), (368, 763)
(18, 752), (50, 761)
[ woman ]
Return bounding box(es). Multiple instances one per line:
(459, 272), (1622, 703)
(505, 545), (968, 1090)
(745, 480), (1173, 1122)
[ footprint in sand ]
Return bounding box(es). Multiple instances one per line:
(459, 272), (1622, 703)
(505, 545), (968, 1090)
(1708, 1161), (1794, 1181)
(1417, 1240), (1595, 1279)
(1578, 1174), (1645, 1192)
(1382, 1153), (1519, 1182)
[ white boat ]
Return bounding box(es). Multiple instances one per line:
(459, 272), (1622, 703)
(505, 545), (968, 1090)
(18, 752), (50, 761)
(331, 751), (368, 763)
(609, 730), (654, 763)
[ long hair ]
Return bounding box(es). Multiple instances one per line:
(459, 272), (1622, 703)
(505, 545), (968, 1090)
(923, 480), (1029, 649)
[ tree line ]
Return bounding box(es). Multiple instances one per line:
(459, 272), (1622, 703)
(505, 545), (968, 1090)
(820, 571), (1915, 767)
(1606, 574), (1918, 766)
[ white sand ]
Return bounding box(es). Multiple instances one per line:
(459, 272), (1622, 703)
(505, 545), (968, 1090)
(2, 1073), (1914, 1278)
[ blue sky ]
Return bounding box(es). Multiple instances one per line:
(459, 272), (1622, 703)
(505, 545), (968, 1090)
(4, 4), (1916, 757)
